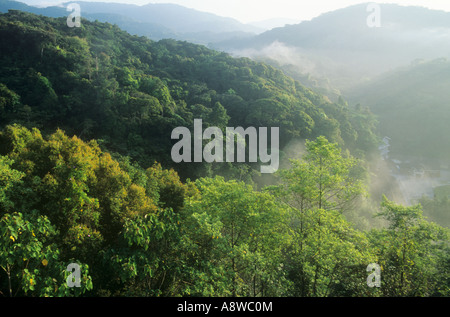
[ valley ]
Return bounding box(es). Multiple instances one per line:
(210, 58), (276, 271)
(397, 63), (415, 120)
(0, 0), (449, 299)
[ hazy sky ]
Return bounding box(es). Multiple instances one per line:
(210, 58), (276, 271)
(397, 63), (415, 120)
(17, 0), (450, 23)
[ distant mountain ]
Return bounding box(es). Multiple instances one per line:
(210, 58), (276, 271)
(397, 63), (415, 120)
(0, 0), (66, 16)
(0, 0), (263, 44)
(73, 1), (263, 35)
(248, 18), (301, 31)
(214, 3), (450, 91)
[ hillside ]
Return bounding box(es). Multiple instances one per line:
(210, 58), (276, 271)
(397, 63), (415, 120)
(345, 58), (450, 163)
(0, 10), (378, 181)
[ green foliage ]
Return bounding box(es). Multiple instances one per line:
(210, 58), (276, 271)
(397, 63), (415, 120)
(0, 125), (448, 297)
(368, 197), (450, 296)
(0, 155), (24, 211)
(0, 11), (448, 298)
(0, 83), (21, 117)
(0, 125), (162, 295)
(182, 176), (291, 296)
(267, 136), (375, 296)
(0, 10), (378, 181)
(0, 211), (92, 297)
(104, 208), (182, 296)
(268, 136), (366, 214)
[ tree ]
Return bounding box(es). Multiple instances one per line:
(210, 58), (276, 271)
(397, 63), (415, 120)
(103, 207), (183, 296)
(0, 83), (21, 123)
(0, 125), (169, 294)
(283, 206), (376, 296)
(0, 156), (24, 212)
(269, 136), (365, 214)
(266, 136), (373, 296)
(368, 197), (450, 296)
(0, 211), (93, 297)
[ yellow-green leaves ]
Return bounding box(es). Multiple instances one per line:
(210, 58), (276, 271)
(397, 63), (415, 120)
(0, 211), (90, 296)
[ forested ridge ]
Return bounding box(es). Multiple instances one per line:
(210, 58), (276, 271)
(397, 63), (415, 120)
(0, 11), (449, 297)
(0, 10), (379, 179)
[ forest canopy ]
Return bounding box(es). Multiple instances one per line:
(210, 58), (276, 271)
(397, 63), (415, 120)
(1, 125), (448, 297)
(0, 11), (448, 298)
(0, 10), (379, 181)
